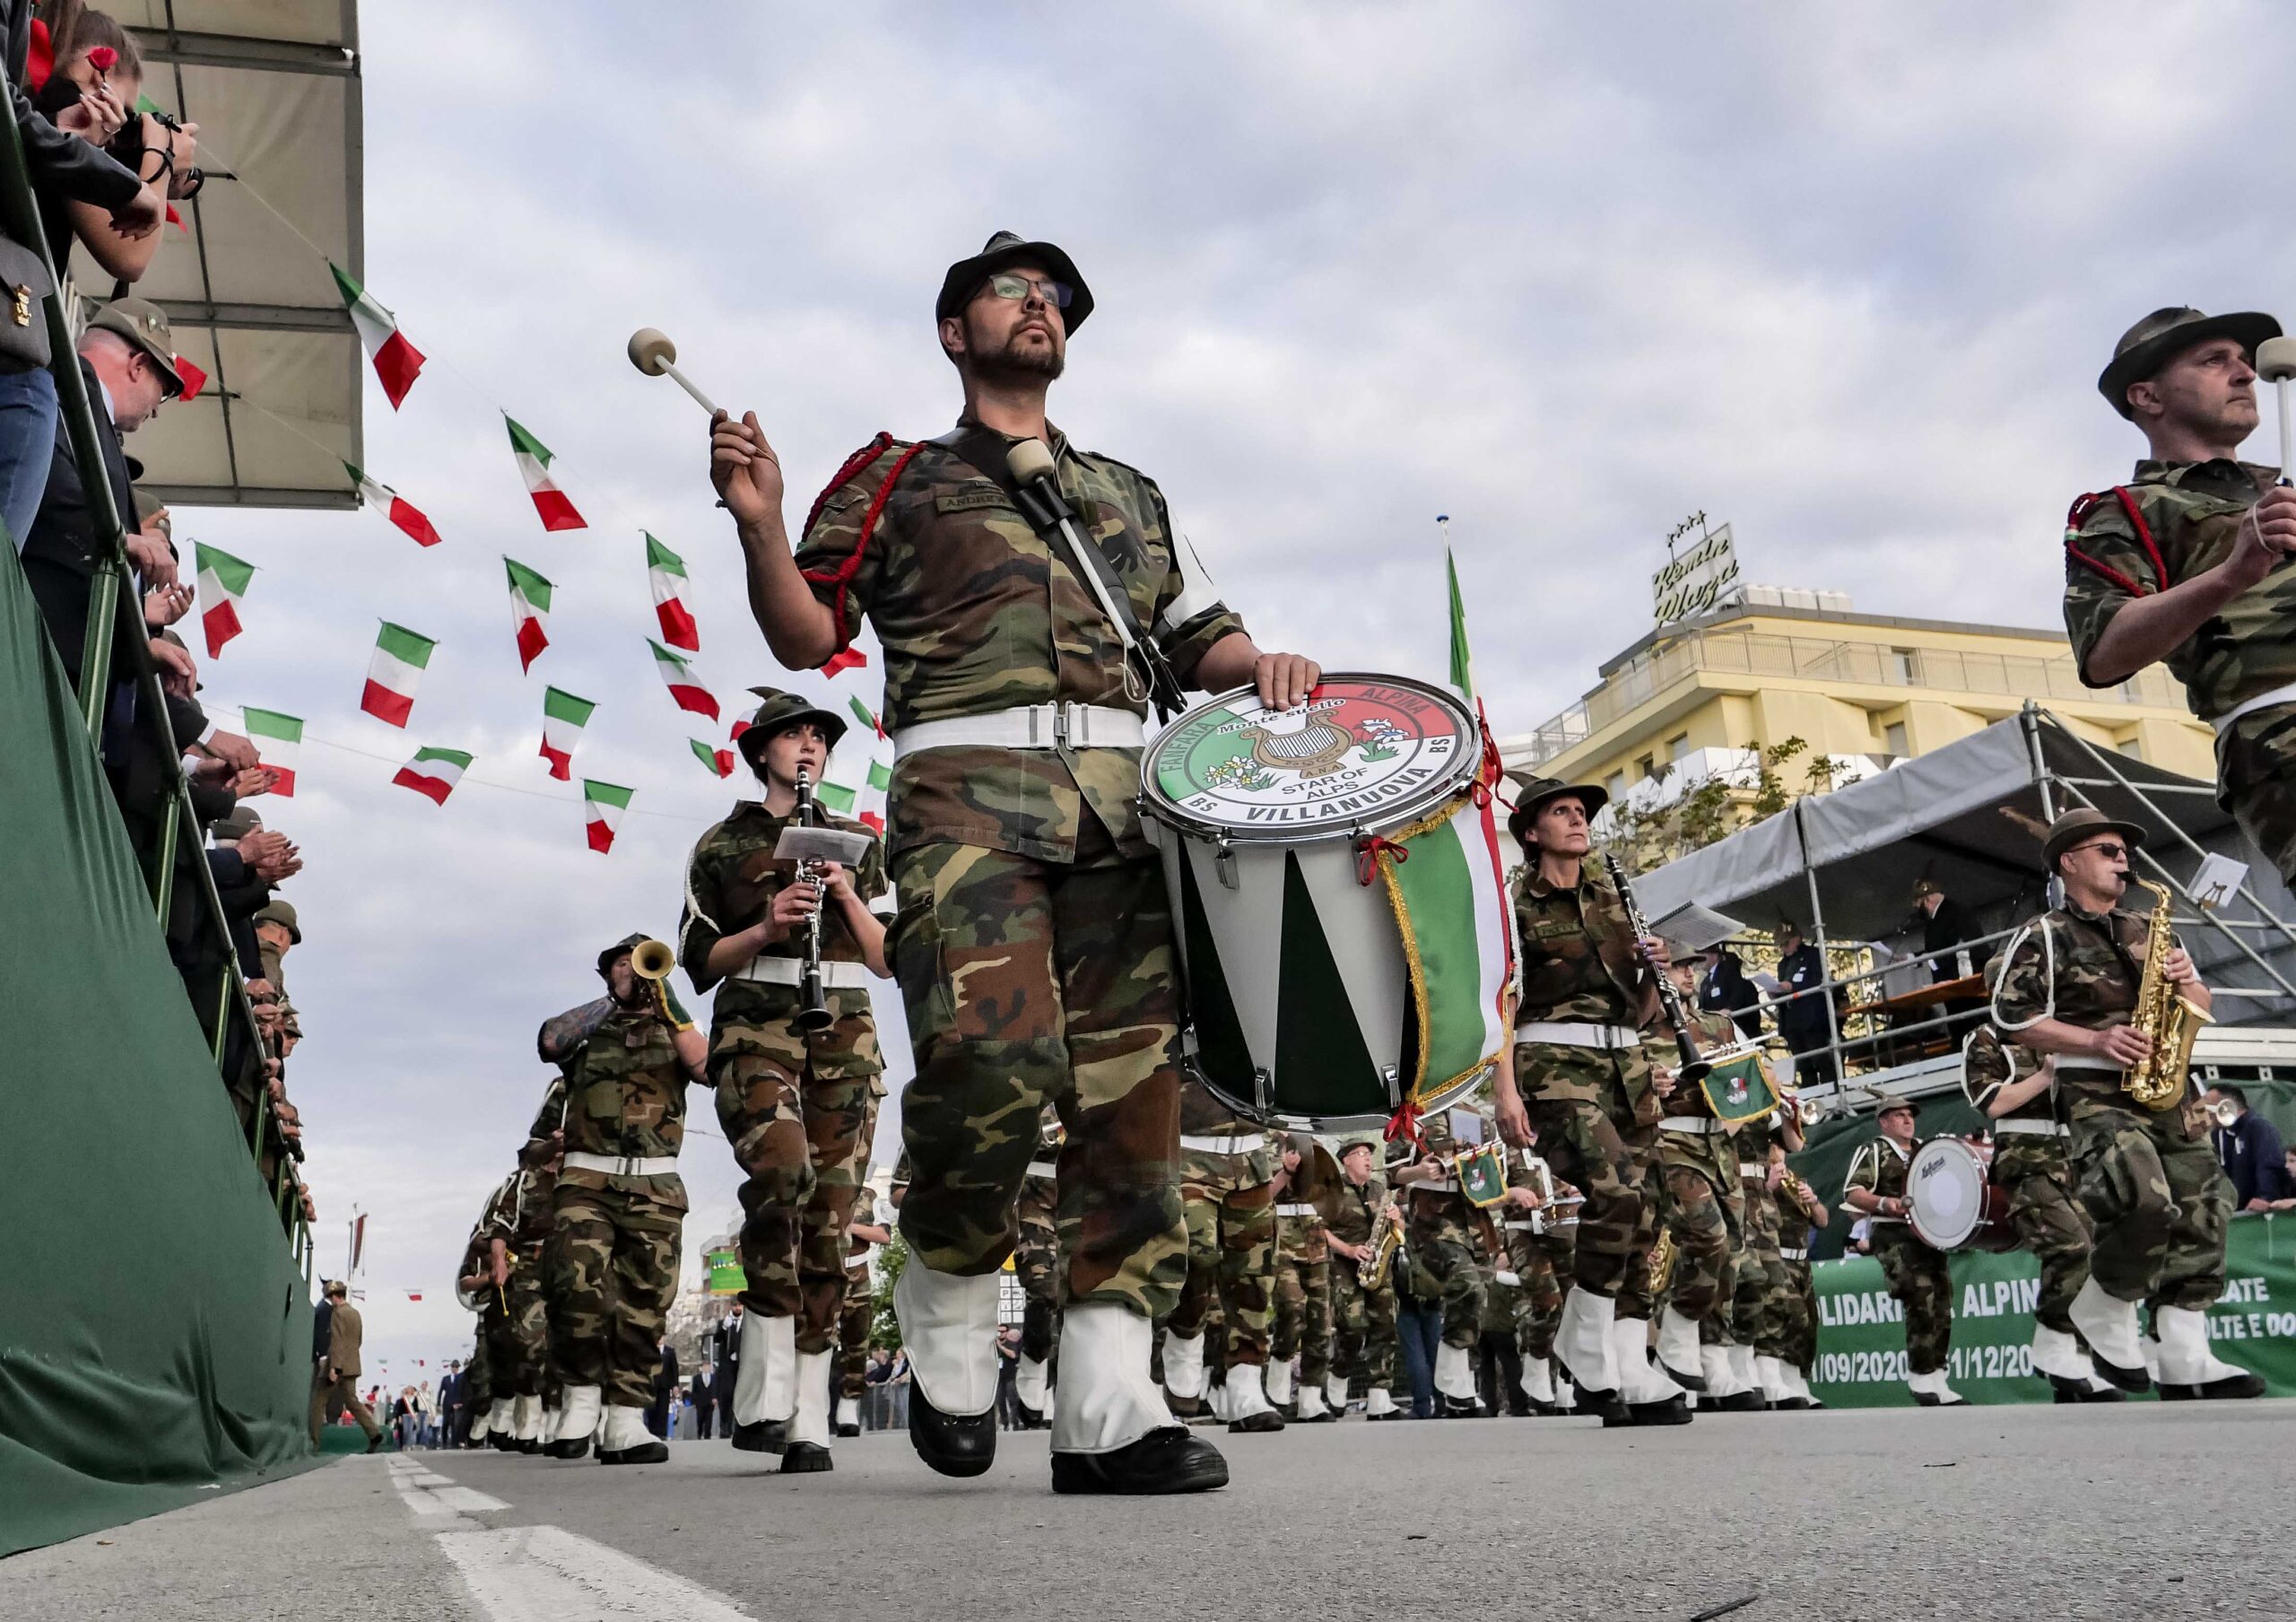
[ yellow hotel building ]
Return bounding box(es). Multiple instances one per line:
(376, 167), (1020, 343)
(1499, 589), (2214, 795)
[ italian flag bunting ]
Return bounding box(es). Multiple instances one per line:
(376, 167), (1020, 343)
(822, 647), (866, 676)
(648, 639), (718, 719)
(645, 534), (699, 651)
(241, 708), (303, 797)
(814, 778), (857, 815)
(689, 737), (735, 778)
(503, 557), (553, 672)
(363, 622), (436, 727)
(866, 757), (891, 791)
(346, 463), (441, 547)
(539, 686), (596, 780)
(330, 262), (425, 408)
(506, 417), (585, 531)
(194, 542), (255, 658)
(392, 746), (472, 806)
(847, 695), (883, 738)
(581, 780), (632, 853)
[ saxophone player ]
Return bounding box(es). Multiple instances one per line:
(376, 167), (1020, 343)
(1992, 808), (2261, 1400)
(1320, 1138), (1403, 1420)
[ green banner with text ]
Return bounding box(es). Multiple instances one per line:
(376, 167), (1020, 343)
(1812, 1214), (2296, 1405)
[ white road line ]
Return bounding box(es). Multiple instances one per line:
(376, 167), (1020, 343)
(437, 1525), (754, 1621)
(386, 1455), (509, 1517)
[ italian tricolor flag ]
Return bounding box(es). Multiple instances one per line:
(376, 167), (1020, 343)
(689, 738), (735, 778)
(540, 686), (596, 780)
(194, 541), (255, 658)
(506, 417), (585, 531)
(346, 463), (441, 547)
(241, 708), (303, 797)
(822, 647), (866, 676)
(1363, 787), (1516, 1103)
(363, 622), (436, 728)
(649, 639), (718, 719)
(582, 780), (633, 853)
(847, 695), (884, 738)
(393, 746), (472, 806)
(330, 262), (425, 409)
(646, 534), (699, 651)
(504, 557), (552, 672)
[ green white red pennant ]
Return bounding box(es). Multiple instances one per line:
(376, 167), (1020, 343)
(241, 708), (302, 797)
(330, 262), (425, 408)
(193, 541), (255, 658)
(363, 622), (436, 727)
(648, 639), (718, 719)
(822, 647), (866, 676)
(814, 778), (857, 815)
(506, 417), (584, 531)
(847, 695), (883, 737)
(689, 737), (735, 778)
(645, 533), (699, 651)
(503, 556), (552, 672)
(540, 686), (596, 780)
(345, 462), (440, 547)
(393, 746), (472, 806)
(582, 780), (632, 852)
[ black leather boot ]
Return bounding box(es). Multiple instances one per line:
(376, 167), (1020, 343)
(730, 1419), (787, 1454)
(908, 1386), (996, 1478)
(1051, 1427), (1229, 1495)
(780, 1442), (833, 1473)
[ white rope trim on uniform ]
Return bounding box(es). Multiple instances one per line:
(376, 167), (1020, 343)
(1990, 918), (2056, 1033)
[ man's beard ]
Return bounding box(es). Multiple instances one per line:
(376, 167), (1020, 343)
(970, 322), (1065, 383)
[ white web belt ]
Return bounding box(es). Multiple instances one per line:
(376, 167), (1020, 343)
(2212, 681), (2296, 734)
(1180, 1132), (1265, 1155)
(1275, 1203), (1317, 1218)
(1995, 1119), (2069, 1138)
(730, 956), (873, 990)
(1024, 1160), (1058, 1180)
(1779, 1246), (1809, 1261)
(890, 703), (1145, 761)
(1660, 1116), (1726, 1135)
(562, 1152), (680, 1177)
(1514, 1020), (1640, 1050)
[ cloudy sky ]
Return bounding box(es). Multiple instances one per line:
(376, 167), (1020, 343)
(162, 1), (2295, 1375)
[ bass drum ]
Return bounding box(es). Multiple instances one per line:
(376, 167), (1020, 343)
(1141, 673), (1512, 1132)
(1907, 1136), (2013, 1252)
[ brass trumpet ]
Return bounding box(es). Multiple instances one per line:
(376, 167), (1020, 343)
(630, 937), (678, 1024)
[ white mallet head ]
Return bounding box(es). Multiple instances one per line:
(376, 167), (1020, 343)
(2257, 336), (2296, 384)
(1006, 438), (1057, 484)
(628, 327), (677, 377)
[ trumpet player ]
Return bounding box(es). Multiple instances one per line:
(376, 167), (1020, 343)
(1320, 1138), (1403, 1420)
(677, 688), (895, 1472)
(545, 935), (709, 1464)
(1992, 808), (2259, 1400)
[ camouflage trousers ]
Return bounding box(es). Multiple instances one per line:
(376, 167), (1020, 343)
(487, 1246), (551, 1400)
(1406, 1191), (1489, 1351)
(713, 1029), (879, 1354)
(482, 1288), (519, 1405)
(1327, 1260), (1398, 1392)
(1520, 1057), (1648, 1295)
(2071, 1103), (2230, 1312)
(2217, 713), (2296, 889)
(836, 1258), (874, 1400)
(1996, 1135), (2093, 1333)
(891, 833), (1186, 1319)
(1775, 1260), (1818, 1373)
(1015, 1172), (1062, 1365)
(547, 1181), (684, 1408)
(1272, 1253), (1332, 1386)
(1731, 1171), (1784, 1353)
(1166, 1150), (1275, 1366)
(1652, 1150), (1739, 1330)
(1873, 1230), (1953, 1376)
(1502, 1217), (1571, 1360)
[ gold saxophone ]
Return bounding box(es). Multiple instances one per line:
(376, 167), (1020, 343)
(1360, 1199), (1404, 1289)
(2124, 878), (2210, 1112)
(1648, 1228), (1678, 1296)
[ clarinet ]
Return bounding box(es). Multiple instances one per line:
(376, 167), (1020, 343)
(1600, 851), (1710, 1085)
(792, 766), (833, 1033)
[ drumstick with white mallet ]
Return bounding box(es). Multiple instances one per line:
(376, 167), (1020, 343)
(626, 327), (721, 415)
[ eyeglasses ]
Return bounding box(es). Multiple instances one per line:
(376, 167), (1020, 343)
(2074, 842), (2129, 861)
(985, 273), (1073, 310)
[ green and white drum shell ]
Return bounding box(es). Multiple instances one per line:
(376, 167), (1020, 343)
(1141, 674), (1487, 1131)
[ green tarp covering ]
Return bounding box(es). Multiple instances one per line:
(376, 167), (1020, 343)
(0, 550), (317, 1555)
(1812, 1214), (2296, 1405)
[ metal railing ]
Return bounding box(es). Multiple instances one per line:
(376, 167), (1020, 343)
(0, 99), (310, 1278)
(1512, 624), (2187, 769)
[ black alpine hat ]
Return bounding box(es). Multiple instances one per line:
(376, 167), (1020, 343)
(2040, 807), (2146, 872)
(935, 231), (1094, 334)
(2099, 306), (2281, 421)
(1505, 772), (1609, 848)
(736, 686), (848, 771)
(596, 931), (649, 974)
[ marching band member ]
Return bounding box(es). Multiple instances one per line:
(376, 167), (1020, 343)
(1843, 1096), (1962, 1407)
(1270, 1137), (1337, 1422)
(1010, 1105), (1065, 1429)
(1500, 1149), (1578, 1416)
(1320, 1138), (1404, 1420)
(1161, 1079), (1284, 1433)
(1767, 1144), (1828, 1409)
(1389, 1109), (1498, 1417)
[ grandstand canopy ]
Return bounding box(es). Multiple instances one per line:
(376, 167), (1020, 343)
(103, 3), (362, 509)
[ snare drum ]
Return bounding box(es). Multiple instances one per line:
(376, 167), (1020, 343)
(1141, 674), (1513, 1131)
(1907, 1136), (2013, 1252)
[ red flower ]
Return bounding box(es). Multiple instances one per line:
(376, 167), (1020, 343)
(87, 46), (117, 74)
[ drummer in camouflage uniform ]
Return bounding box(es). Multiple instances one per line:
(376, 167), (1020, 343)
(678, 687), (894, 1474)
(714, 229), (1318, 1494)
(1843, 1095), (1961, 1407)
(1490, 776), (1685, 1426)
(1320, 1138), (1402, 1419)
(1270, 1136), (1336, 1421)
(543, 935), (709, 1464)
(1161, 1080), (1284, 1432)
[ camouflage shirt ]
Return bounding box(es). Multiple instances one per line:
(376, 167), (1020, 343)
(1512, 859), (1647, 1027)
(1961, 1023), (2054, 1126)
(676, 799), (890, 1078)
(1324, 1172), (1391, 1248)
(792, 420), (1248, 862)
(510, 1163), (556, 1251)
(1991, 901), (2201, 1128)
(2063, 458), (2287, 720)
(1775, 1177), (1816, 1254)
(1844, 1133), (1913, 1230)
(557, 998), (699, 1209)
(1642, 1005), (1741, 1121)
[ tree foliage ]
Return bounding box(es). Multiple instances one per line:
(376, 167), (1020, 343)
(1605, 735), (1836, 869)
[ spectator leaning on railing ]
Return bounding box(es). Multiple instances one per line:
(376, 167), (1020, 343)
(2207, 1086), (2290, 1213)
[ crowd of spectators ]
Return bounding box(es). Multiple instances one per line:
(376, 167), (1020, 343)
(4, 4), (312, 1227)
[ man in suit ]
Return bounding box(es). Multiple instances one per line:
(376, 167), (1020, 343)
(310, 1281), (383, 1451)
(710, 1304), (742, 1439)
(646, 1338), (680, 1439)
(435, 1360), (465, 1450)
(690, 1363), (716, 1439)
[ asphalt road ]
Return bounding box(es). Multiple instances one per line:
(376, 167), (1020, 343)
(10, 1402), (2293, 1621)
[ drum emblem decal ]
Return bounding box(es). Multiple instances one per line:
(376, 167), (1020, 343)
(1232, 705), (1355, 780)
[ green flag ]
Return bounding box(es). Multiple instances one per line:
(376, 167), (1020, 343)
(1446, 538), (1474, 702)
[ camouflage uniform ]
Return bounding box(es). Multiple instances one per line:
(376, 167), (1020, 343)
(1732, 1121), (1788, 1360)
(1014, 1106), (1065, 1366)
(502, 1163), (555, 1400)
(1323, 1167), (1399, 1397)
(1407, 1110), (1494, 1354)
(546, 995), (700, 1408)
(1642, 1006), (1744, 1337)
(1993, 904), (2229, 1310)
(1166, 1083), (1277, 1372)
(1770, 1168), (1822, 1376)
(1965, 1025), (2091, 1334)
(2062, 458), (2296, 884)
(794, 420), (1246, 1318)
(1272, 1188), (1333, 1397)
(1500, 1157), (1576, 1365)
(1510, 860), (1657, 1296)
(459, 1180), (517, 1428)
(1844, 1132), (1952, 1375)
(837, 1164), (883, 1404)
(678, 801), (890, 1351)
